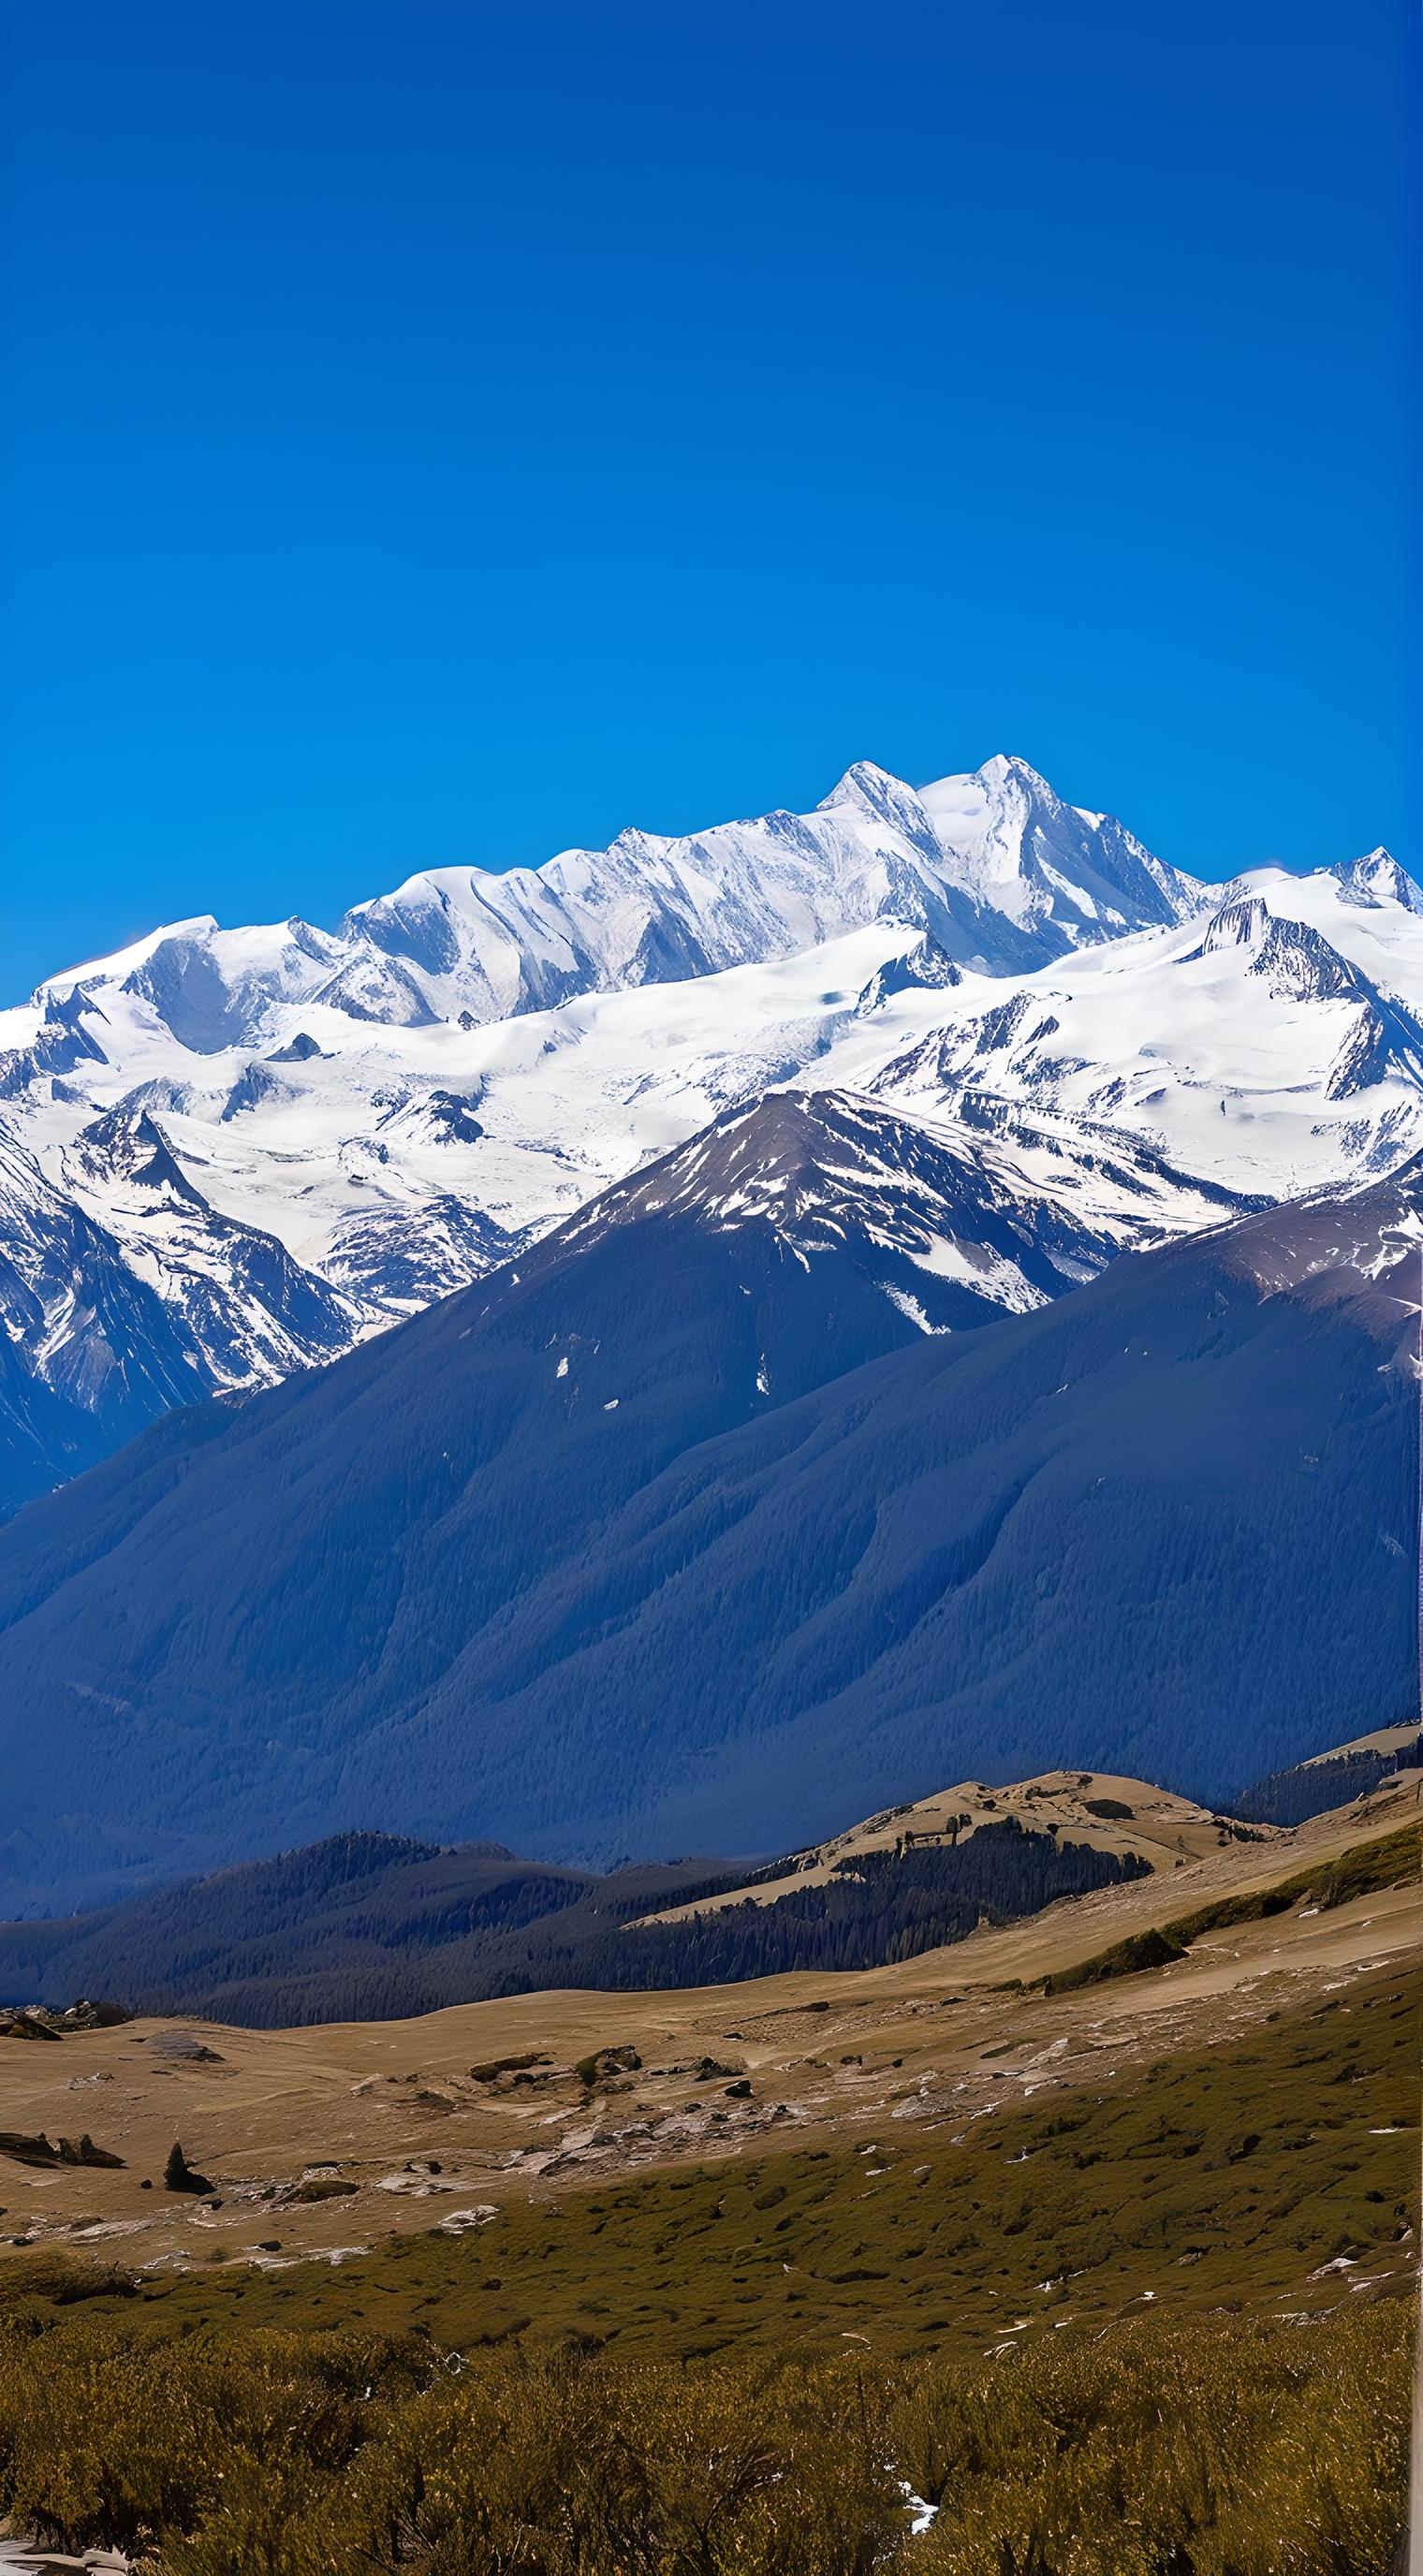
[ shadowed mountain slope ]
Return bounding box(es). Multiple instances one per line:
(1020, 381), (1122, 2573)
(0, 1090), (1119, 1905)
(0, 1138), (1416, 1909)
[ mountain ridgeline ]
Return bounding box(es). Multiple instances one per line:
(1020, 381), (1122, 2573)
(4, 746), (1419, 1521)
(0, 754), (1211, 1510)
(1235, 1732), (1423, 1828)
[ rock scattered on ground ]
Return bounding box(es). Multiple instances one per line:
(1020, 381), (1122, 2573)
(504, 2095), (799, 2179)
(0, 2129), (124, 2171)
(0, 2544), (129, 2571)
(374, 2162), (455, 2197)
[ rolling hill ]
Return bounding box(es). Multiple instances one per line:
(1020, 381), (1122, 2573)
(1, 1764), (1224, 2028)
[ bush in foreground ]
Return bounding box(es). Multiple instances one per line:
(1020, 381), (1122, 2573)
(0, 2302), (1409, 2572)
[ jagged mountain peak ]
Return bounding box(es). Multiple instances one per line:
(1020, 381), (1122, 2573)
(1226, 851), (1423, 920)
(75, 1101), (207, 1204)
(825, 752), (1075, 856)
(973, 750), (1057, 799)
(1181, 893), (1384, 1009)
(41, 986), (109, 1032)
(17, 752), (1208, 1065)
(564, 1088), (920, 1237)
(538, 1084), (1178, 1339)
(856, 930), (963, 1011)
(817, 756), (929, 815)
(1332, 847), (1423, 914)
(82, 1098), (171, 1148)
(873, 856), (1423, 1204)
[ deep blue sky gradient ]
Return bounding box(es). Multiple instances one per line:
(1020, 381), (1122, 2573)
(3, 0), (1417, 998)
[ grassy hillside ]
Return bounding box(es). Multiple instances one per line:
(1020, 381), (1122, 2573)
(1038, 1821), (1420, 1996)
(1, 1959), (1414, 2570)
(8, 1958), (1415, 2361)
(1238, 1732), (1422, 1826)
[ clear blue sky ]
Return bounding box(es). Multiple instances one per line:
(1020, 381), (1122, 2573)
(3, 0), (1417, 999)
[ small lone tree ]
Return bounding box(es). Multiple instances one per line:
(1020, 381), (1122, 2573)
(163, 2139), (213, 2194)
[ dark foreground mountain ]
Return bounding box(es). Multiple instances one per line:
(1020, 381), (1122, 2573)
(0, 1134), (1416, 1909)
(0, 1088), (1115, 1905)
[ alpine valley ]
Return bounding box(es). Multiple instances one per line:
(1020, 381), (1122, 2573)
(1, 752), (1420, 1909)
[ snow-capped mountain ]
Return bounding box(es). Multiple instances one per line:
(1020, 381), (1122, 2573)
(14, 753), (1201, 1058)
(0, 1105), (370, 1518)
(1, 749), (1418, 1514)
(341, 751), (1205, 1015)
(550, 1087), (1253, 1334)
(62, 1103), (368, 1385)
(848, 869), (1423, 1204)
(0, 1122), (212, 1515)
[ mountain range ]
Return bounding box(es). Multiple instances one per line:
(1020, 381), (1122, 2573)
(9, 749), (1418, 1517)
(0, 750), (1418, 1911)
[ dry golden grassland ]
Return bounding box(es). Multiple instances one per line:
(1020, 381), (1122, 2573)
(0, 1798), (1416, 2570)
